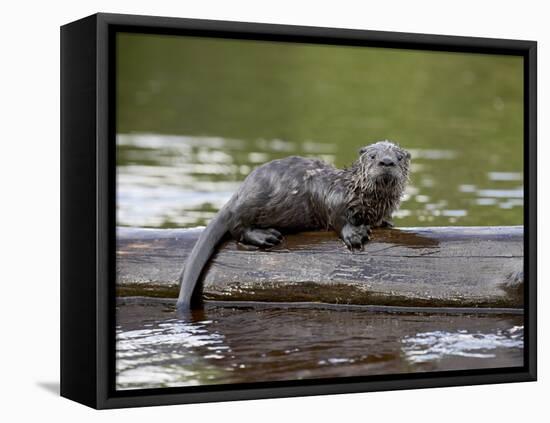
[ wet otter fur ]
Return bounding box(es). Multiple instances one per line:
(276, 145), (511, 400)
(177, 140), (411, 310)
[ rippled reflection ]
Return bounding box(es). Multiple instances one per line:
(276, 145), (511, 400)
(116, 299), (524, 390)
(402, 326), (524, 363)
(117, 134), (523, 228)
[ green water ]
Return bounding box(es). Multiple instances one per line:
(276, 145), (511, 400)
(116, 32), (524, 228)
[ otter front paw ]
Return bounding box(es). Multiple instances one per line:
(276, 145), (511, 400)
(341, 224), (371, 251)
(379, 219), (394, 228)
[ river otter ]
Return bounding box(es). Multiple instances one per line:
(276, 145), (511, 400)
(177, 140), (411, 310)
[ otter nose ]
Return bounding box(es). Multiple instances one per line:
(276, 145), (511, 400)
(379, 157), (395, 167)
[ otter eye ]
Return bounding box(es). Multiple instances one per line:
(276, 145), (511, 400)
(369, 154), (376, 160)
(397, 154), (403, 161)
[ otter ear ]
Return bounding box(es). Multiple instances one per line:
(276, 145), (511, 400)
(359, 146), (368, 155)
(404, 150), (411, 159)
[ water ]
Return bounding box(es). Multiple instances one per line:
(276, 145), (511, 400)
(116, 33), (524, 229)
(115, 33), (525, 390)
(117, 133), (525, 229)
(116, 299), (523, 390)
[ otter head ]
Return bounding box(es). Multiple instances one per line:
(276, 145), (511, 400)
(358, 140), (411, 186)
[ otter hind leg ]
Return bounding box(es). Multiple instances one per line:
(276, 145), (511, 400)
(241, 228), (283, 248)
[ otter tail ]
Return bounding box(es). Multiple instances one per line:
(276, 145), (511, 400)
(176, 209), (230, 311)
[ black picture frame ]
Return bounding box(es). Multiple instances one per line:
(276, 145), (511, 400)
(60, 12), (537, 409)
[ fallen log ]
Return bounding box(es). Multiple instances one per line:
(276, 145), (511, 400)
(116, 226), (524, 310)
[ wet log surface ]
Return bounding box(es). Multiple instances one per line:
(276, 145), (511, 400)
(116, 226), (524, 310)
